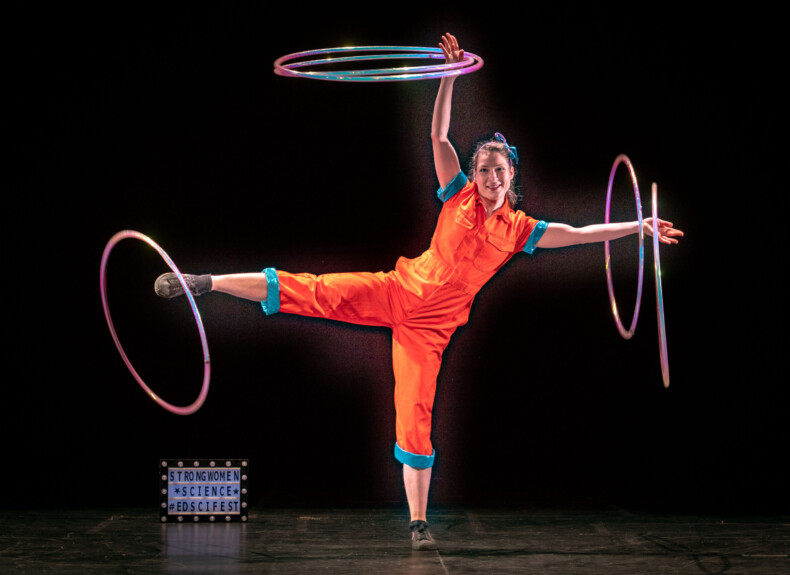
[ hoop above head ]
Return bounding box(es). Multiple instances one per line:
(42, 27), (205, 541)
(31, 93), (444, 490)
(273, 46), (484, 82)
(100, 230), (211, 416)
(604, 154), (645, 341)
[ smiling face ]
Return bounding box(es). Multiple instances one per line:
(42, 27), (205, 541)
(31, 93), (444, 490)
(473, 150), (514, 211)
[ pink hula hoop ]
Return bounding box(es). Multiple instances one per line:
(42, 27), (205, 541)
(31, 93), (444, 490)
(652, 183), (670, 388)
(100, 230), (211, 415)
(273, 46), (484, 82)
(604, 156), (673, 387)
(604, 154), (645, 341)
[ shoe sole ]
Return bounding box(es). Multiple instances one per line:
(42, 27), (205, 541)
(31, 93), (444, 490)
(412, 539), (438, 551)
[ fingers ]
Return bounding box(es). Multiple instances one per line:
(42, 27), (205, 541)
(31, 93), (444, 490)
(441, 33), (457, 51)
(646, 217), (674, 229)
(657, 227), (683, 244)
(645, 219), (683, 245)
(659, 222), (684, 237)
(439, 36), (450, 58)
(439, 33), (462, 62)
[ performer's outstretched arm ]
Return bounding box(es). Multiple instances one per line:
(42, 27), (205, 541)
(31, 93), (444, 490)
(536, 218), (684, 249)
(431, 33), (463, 190)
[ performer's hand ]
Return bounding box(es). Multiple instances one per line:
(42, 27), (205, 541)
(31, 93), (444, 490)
(439, 33), (464, 64)
(644, 218), (684, 245)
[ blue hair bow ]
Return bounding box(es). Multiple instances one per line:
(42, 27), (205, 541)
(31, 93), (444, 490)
(494, 132), (518, 165)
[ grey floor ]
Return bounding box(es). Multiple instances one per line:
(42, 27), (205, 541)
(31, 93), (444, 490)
(1, 507), (788, 574)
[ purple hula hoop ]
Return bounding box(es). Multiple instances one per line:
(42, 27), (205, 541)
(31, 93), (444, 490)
(100, 230), (211, 415)
(652, 183), (670, 388)
(273, 46), (484, 82)
(604, 154), (645, 341)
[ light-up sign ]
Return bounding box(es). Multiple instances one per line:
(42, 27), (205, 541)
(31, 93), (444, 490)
(160, 459), (249, 522)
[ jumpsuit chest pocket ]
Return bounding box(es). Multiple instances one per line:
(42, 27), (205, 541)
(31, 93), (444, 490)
(454, 212), (475, 229)
(436, 209), (476, 251)
(473, 233), (516, 271)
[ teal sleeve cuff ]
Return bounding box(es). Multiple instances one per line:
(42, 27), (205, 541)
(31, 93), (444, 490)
(436, 171), (468, 202)
(523, 220), (549, 254)
(260, 268), (280, 315)
(394, 443), (435, 469)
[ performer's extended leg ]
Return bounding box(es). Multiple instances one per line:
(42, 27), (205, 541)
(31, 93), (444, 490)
(157, 269), (400, 324)
(154, 272), (268, 301)
(212, 273), (269, 301)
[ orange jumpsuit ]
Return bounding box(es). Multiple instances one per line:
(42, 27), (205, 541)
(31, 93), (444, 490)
(259, 172), (547, 468)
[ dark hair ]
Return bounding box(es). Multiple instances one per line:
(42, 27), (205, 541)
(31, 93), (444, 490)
(468, 137), (520, 208)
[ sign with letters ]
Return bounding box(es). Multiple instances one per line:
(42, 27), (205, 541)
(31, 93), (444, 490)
(160, 459), (249, 522)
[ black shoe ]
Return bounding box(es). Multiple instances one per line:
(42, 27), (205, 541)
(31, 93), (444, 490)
(410, 520), (437, 551)
(154, 273), (212, 298)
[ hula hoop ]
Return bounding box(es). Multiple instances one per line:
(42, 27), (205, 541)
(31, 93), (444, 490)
(604, 154), (644, 341)
(273, 46), (484, 82)
(100, 230), (211, 415)
(652, 183), (670, 388)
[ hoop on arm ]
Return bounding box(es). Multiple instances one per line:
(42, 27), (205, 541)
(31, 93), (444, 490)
(274, 46), (483, 82)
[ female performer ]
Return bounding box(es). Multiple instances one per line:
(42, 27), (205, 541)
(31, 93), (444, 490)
(155, 34), (682, 550)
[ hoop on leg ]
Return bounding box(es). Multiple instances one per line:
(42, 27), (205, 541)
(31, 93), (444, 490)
(604, 154), (644, 340)
(100, 230), (211, 415)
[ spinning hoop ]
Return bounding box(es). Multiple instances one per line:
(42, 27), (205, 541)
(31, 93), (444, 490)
(273, 46), (484, 82)
(604, 154), (644, 341)
(100, 230), (211, 415)
(652, 183), (670, 388)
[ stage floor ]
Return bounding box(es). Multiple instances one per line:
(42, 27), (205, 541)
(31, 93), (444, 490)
(1, 506), (788, 573)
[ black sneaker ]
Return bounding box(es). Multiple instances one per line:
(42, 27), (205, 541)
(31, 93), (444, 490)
(154, 273), (212, 298)
(410, 520), (437, 551)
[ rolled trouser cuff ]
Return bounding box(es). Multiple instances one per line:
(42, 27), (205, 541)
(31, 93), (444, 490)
(260, 268), (280, 315)
(394, 443), (435, 469)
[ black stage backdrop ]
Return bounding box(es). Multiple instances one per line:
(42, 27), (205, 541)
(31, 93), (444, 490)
(5, 4), (785, 514)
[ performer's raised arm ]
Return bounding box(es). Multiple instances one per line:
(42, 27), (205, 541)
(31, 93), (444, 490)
(431, 33), (463, 190)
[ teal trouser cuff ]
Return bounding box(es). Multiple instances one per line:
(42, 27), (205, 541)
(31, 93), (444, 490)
(260, 268), (280, 315)
(394, 443), (435, 469)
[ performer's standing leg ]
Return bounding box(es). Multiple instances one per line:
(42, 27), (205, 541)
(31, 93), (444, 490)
(391, 319), (457, 550)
